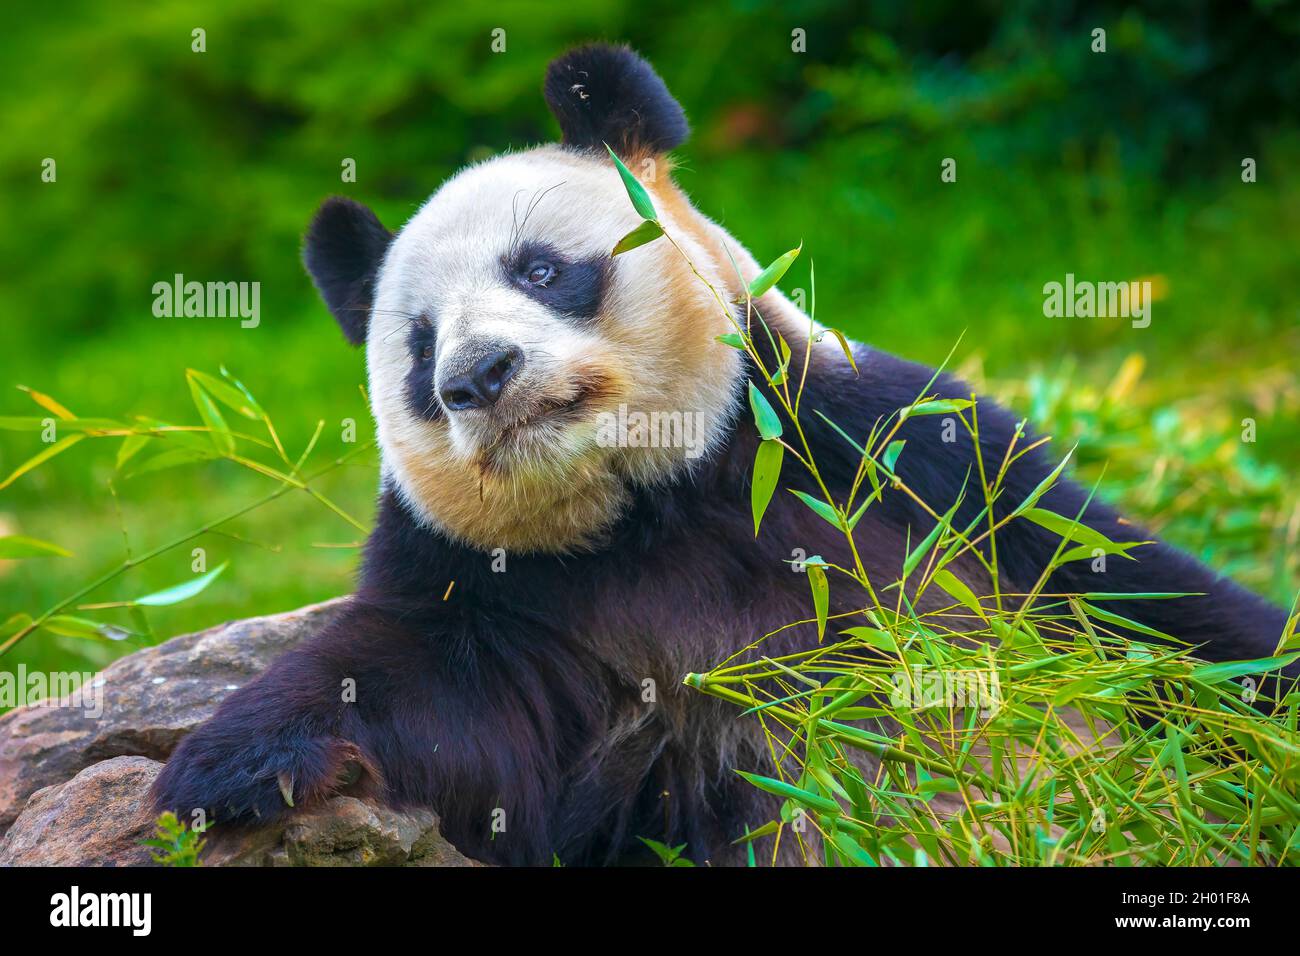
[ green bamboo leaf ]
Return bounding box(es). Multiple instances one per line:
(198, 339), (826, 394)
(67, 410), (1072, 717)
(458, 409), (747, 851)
(730, 820), (781, 844)
(808, 563), (829, 641)
(790, 489), (842, 529)
(1011, 445), (1076, 516)
(882, 439), (906, 473)
(748, 382), (783, 440)
(187, 369), (262, 419)
(43, 615), (132, 641)
(134, 561), (229, 607)
(604, 144), (656, 221)
(816, 327), (858, 374)
(735, 771), (840, 814)
(716, 332), (746, 349)
(188, 376), (235, 456)
(0, 434), (85, 491)
(610, 219), (663, 256)
(902, 497), (962, 578)
(125, 446), (219, 478)
(1021, 507), (1139, 554)
(1077, 601), (1177, 642)
(1189, 652), (1300, 686)
(748, 243), (801, 298)
(931, 569), (986, 620)
(839, 626), (898, 652)
(751, 439), (784, 536)
(0, 535), (73, 559)
(0, 416), (124, 432)
(116, 433), (152, 470)
(901, 398), (973, 419)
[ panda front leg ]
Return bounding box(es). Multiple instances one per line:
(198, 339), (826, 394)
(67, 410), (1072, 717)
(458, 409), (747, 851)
(151, 598), (564, 862)
(150, 604), (390, 827)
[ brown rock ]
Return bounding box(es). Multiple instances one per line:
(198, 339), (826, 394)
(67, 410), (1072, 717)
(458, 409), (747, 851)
(0, 598), (347, 834)
(0, 599), (478, 867)
(0, 756), (162, 866)
(0, 755), (476, 867)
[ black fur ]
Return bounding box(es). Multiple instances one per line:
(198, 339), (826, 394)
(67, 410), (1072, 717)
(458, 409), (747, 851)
(544, 44), (689, 156)
(151, 338), (1292, 865)
(303, 196), (392, 345)
(402, 318), (441, 422)
(503, 240), (611, 323)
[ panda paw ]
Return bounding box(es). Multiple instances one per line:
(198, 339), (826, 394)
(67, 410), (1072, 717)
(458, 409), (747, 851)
(150, 717), (375, 828)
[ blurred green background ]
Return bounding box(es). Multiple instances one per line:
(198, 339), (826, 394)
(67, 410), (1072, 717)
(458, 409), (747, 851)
(2, 0), (1297, 693)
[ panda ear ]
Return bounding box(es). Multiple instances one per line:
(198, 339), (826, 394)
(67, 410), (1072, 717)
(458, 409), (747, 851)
(544, 44), (689, 157)
(302, 196), (392, 346)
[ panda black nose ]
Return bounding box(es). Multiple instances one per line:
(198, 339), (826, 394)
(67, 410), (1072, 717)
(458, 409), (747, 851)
(440, 347), (523, 411)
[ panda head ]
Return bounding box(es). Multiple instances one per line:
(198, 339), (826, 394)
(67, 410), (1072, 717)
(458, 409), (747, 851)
(304, 44), (761, 554)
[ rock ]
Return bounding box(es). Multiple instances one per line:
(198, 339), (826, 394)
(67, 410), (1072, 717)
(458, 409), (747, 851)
(0, 598), (347, 835)
(204, 798), (476, 867)
(0, 756), (162, 866)
(0, 600), (477, 867)
(0, 755), (475, 867)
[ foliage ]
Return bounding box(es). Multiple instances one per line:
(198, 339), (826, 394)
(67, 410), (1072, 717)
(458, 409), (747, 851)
(141, 811), (206, 867)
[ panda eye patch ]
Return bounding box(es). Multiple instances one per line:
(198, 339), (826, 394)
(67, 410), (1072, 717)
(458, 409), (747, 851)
(525, 262), (556, 286)
(505, 240), (609, 322)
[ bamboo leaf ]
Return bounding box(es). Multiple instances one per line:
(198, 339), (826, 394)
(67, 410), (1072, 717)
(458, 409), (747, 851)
(1189, 652), (1300, 686)
(748, 382), (783, 440)
(748, 243), (802, 298)
(17, 385), (75, 420)
(882, 439), (906, 473)
(818, 328), (859, 374)
(43, 615), (132, 641)
(188, 376), (235, 456)
(751, 439), (784, 536)
(735, 771), (840, 814)
(0, 535), (73, 559)
(604, 144), (656, 221)
(931, 569), (986, 620)
(611, 219), (664, 256)
(187, 369), (262, 419)
(0, 434), (85, 490)
(133, 562), (229, 607)
(1011, 445), (1076, 516)
(790, 489), (842, 529)
(808, 563), (829, 641)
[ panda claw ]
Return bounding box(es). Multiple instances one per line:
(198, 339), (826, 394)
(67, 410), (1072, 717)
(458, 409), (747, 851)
(277, 770), (295, 808)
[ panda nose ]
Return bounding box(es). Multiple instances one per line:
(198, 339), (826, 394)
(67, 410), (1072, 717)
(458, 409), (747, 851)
(440, 347), (523, 411)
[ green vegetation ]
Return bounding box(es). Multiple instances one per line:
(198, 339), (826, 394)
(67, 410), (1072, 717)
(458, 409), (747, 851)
(142, 811), (206, 867)
(1, 0), (1297, 863)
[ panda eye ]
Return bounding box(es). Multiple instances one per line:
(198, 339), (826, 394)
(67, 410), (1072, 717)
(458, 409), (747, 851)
(420, 345), (433, 361)
(525, 262), (556, 286)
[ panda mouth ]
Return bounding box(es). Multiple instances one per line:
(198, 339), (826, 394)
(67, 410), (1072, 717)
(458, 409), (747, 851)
(500, 383), (596, 435)
(478, 381), (601, 465)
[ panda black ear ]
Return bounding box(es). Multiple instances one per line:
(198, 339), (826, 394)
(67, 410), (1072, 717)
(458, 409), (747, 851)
(302, 196), (393, 346)
(544, 44), (689, 157)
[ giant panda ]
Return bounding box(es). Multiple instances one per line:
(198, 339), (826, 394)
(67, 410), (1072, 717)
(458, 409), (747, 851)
(152, 44), (1289, 866)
